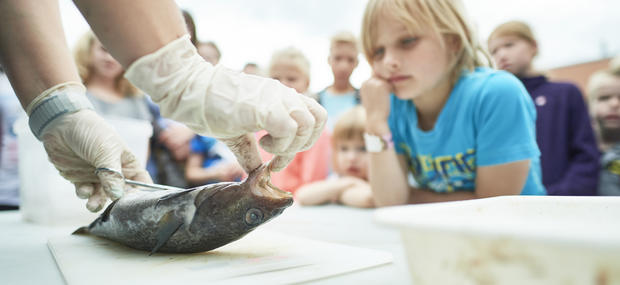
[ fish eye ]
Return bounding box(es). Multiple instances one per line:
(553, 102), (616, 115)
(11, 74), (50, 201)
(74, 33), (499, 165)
(245, 208), (263, 225)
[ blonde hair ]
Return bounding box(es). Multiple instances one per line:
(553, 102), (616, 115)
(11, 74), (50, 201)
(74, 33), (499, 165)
(588, 59), (620, 102)
(331, 106), (367, 172)
(73, 31), (139, 97)
(330, 31), (359, 54)
(268, 47), (311, 79)
(488, 20), (538, 56)
(332, 106), (366, 147)
(361, 0), (490, 82)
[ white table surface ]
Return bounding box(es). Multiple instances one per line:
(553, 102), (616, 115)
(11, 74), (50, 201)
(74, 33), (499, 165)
(0, 204), (413, 284)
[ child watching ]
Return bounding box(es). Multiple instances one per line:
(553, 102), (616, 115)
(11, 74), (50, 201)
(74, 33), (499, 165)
(257, 47), (331, 194)
(488, 20), (599, 196)
(588, 58), (620, 196)
(317, 31), (361, 131)
(296, 106), (374, 208)
(359, 0), (546, 206)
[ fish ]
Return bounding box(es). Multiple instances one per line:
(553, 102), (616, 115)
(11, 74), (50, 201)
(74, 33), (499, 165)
(73, 164), (293, 254)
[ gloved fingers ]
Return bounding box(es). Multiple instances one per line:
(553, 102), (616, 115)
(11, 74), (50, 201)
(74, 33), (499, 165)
(86, 185), (107, 212)
(275, 108), (315, 155)
(268, 154), (296, 172)
(120, 150), (153, 184)
(221, 134), (262, 173)
(75, 183), (95, 199)
(95, 162), (125, 200)
(300, 96), (328, 150)
(260, 101), (299, 154)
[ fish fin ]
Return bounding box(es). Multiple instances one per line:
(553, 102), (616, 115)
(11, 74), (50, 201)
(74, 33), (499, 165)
(73, 199), (120, 234)
(155, 188), (196, 208)
(72, 227), (89, 235)
(99, 199), (119, 223)
(150, 210), (184, 256)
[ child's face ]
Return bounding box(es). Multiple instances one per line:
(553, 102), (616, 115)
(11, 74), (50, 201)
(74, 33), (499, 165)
(335, 138), (368, 180)
(270, 64), (309, 94)
(328, 43), (358, 81)
(370, 15), (453, 100)
(488, 35), (536, 76)
(593, 76), (620, 131)
(90, 39), (123, 79)
(198, 44), (220, 65)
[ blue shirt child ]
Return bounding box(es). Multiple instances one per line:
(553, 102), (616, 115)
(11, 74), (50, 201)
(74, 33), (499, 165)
(388, 67), (545, 195)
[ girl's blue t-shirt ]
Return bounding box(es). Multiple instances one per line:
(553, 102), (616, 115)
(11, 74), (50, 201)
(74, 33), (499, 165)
(388, 67), (545, 195)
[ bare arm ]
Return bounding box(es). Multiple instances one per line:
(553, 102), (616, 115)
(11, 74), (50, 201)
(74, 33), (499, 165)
(73, 0), (187, 67)
(295, 177), (358, 206)
(338, 178), (375, 208)
(407, 160), (529, 204)
(185, 154), (244, 184)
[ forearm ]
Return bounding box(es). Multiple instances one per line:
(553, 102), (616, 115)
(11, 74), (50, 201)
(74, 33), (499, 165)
(295, 180), (350, 206)
(0, 0), (81, 109)
(368, 150), (411, 206)
(185, 166), (222, 184)
(408, 188), (478, 204)
(73, 0), (187, 67)
(339, 185), (375, 208)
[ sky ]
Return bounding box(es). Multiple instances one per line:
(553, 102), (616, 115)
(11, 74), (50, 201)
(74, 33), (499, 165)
(59, 0), (620, 93)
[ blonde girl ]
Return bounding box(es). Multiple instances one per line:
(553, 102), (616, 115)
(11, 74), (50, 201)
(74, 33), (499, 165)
(296, 106), (374, 208)
(359, 0), (545, 206)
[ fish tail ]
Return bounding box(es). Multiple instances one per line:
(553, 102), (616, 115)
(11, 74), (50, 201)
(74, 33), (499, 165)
(72, 226), (90, 235)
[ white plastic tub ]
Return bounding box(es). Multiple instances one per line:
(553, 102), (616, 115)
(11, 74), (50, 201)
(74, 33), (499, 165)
(374, 196), (620, 285)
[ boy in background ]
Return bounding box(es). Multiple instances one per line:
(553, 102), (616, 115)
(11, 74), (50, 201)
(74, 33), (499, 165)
(258, 47), (330, 194)
(588, 57), (620, 195)
(317, 31), (360, 132)
(488, 21), (599, 196)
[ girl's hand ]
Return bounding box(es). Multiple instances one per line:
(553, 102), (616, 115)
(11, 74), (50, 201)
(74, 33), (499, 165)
(360, 76), (392, 135)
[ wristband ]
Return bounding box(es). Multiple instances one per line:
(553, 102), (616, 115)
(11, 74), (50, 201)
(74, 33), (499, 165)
(363, 132), (393, 153)
(27, 82), (93, 140)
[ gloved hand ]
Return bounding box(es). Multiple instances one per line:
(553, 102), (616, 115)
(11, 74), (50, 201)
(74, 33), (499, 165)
(125, 35), (327, 172)
(27, 83), (152, 212)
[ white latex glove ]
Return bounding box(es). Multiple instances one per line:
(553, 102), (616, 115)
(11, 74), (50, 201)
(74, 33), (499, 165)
(26, 83), (152, 212)
(125, 35), (327, 172)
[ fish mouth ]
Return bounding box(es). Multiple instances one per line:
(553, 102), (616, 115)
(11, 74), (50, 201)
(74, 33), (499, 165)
(246, 164), (293, 200)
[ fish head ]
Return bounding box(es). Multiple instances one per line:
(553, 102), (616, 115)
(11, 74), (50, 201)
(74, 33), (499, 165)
(191, 164), (293, 235)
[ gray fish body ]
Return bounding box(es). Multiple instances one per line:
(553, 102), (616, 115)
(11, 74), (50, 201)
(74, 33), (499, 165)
(77, 166), (293, 254)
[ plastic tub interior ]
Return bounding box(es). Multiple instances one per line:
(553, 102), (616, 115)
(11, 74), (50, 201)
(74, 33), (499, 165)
(374, 196), (620, 285)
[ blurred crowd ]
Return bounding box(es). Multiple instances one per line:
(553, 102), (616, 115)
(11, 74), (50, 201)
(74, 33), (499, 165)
(1, 7), (618, 211)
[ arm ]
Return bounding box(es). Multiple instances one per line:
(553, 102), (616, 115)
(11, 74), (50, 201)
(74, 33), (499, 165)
(295, 178), (356, 206)
(408, 160), (528, 204)
(338, 178), (375, 208)
(185, 154), (244, 184)
(546, 87), (600, 195)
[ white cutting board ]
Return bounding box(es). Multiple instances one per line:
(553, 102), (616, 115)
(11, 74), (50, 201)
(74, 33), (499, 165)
(48, 228), (392, 284)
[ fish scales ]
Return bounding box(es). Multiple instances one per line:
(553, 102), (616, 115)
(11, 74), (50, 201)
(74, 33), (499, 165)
(74, 165), (293, 254)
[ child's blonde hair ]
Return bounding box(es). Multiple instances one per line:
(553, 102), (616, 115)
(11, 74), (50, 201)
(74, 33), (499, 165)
(361, 0), (490, 82)
(268, 47), (311, 80)
(331, 106), (367, 173)
(73, 31), (139, 97)
(588, 58), (620, 103)
(330, 31), (359, 54)
(488, 20), (538, 56)
(332, 106), (366, 147)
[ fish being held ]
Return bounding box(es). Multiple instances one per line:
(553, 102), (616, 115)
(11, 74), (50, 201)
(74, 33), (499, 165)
(74, 164), (293, 254)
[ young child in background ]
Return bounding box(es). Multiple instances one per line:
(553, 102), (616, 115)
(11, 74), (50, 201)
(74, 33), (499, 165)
(317, 31), (361, 132)
(488, 21), (599, 196)
(296, 106), (374, 208)
(359, 0), (545, 206)
(588, 58), (620, 196)
(197, 41), (221, 65)
(257, 47), (330, 194)
(185, 135), (245, 186)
